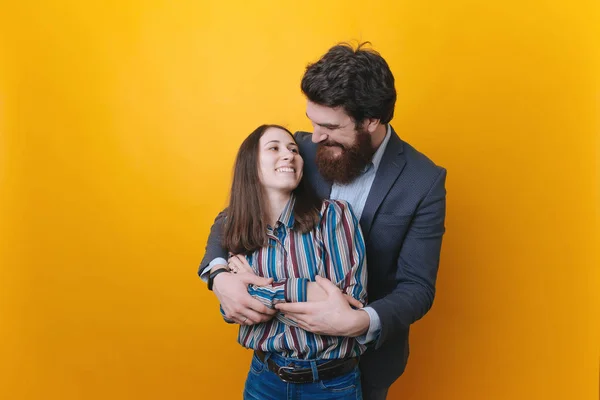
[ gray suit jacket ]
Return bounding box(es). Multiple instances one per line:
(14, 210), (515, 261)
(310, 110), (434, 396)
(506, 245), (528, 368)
(199, 126), (447, 388)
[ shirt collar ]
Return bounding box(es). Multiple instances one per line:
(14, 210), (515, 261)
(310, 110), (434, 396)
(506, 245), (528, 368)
(370, 124), (392, 172)
(276, 194), (296, 229)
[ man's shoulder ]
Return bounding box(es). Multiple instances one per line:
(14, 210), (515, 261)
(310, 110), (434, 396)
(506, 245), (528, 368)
(398, 136), (446, 177)
(386, 132), (447, 198)
(294, 130), (312, 140)
(294, 131), (317, 158)
(294, 131), (314, 146)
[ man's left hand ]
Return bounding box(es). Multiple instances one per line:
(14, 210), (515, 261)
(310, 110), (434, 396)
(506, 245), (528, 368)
(275, 276), (370, 337)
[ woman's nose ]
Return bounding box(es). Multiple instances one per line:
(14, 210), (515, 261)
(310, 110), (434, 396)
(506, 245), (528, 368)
(281, 149), (294, 160)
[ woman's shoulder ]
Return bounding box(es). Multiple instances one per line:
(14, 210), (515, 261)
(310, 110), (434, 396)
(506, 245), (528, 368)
(316, 200), (361, 237)
(319, 199), (355, 217)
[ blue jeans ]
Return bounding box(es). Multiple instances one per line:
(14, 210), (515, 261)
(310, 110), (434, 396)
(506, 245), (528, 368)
(243, 352), (362, 400)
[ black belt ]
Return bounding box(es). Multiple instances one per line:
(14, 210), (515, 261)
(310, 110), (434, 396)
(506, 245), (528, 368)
(255, 350), (358, 384)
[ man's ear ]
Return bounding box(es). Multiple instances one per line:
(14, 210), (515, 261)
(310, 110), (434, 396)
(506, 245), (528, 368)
(362, 118), (381, 133)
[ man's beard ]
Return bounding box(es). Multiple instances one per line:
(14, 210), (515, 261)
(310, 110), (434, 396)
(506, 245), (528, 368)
(315, 128), (375, 184)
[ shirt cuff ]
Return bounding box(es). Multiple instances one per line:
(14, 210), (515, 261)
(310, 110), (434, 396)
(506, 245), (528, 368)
(355, 306), (381, 345)
(199, 257), (228, 283)
(284, 278), (309, 303)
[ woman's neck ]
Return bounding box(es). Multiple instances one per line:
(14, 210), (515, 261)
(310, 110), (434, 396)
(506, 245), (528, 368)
(264, 190), (292, 227)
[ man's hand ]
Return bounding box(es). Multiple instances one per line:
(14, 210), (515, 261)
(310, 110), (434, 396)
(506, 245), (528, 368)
(275, 276), (370, 337)
(306, 281), (364, 309)
(212, 265), (276, 325)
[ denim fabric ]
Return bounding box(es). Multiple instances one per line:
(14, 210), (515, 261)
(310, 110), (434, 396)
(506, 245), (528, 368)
(243, 352), (362, 400)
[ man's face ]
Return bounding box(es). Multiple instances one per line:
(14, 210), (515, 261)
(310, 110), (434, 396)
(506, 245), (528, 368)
(306, 101), (375, 184)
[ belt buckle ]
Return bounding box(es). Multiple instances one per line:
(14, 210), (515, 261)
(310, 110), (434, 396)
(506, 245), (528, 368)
(276, 364), (296, 383)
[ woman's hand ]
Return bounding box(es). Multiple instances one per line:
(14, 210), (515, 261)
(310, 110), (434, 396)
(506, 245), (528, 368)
(227, 254), (257, 275)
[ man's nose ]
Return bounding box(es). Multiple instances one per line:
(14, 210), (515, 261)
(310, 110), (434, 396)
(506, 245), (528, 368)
(311, 128), (327, 143)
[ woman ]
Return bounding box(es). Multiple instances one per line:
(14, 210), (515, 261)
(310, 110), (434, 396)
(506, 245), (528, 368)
(214, 124), (367, 399)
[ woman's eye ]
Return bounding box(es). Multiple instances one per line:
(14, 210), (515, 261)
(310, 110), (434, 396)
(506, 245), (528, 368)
(290, 148), (299, 153)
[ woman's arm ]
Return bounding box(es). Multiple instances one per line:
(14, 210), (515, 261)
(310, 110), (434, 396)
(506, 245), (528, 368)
(227, 255), (309, 310)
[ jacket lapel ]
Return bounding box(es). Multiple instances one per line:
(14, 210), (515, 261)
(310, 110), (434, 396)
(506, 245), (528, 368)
(359, 127), (406, 238)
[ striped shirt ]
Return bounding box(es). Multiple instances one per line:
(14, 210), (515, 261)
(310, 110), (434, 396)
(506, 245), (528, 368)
(220, 197), (368, 360)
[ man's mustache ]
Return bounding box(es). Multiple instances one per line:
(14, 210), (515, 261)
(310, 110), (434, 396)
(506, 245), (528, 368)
(320, 141), (345, 149)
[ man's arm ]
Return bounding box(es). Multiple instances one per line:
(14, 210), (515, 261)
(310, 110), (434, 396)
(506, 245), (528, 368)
(368, 168), (446, 349)
(198, 212), (228, 280)
(227, 255), (324, 310)
(199, 212), (276, 325)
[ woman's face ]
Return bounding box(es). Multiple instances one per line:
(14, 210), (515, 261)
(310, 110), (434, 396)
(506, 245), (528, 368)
(257, 127), (303, 195)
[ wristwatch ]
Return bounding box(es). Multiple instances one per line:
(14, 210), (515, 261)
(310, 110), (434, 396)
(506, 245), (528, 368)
(208, 267), (229, 291)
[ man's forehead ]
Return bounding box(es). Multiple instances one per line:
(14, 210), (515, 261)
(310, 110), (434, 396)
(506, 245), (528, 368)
(306, 102), (351, 124)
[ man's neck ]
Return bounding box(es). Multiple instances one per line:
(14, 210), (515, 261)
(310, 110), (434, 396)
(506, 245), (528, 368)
(370, 124), (388, 151)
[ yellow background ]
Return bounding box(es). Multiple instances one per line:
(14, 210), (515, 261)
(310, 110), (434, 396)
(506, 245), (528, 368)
(1, 1), (598, 399)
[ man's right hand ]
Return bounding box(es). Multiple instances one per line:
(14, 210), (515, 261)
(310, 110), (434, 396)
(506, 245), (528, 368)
(212, 266), (277, 325)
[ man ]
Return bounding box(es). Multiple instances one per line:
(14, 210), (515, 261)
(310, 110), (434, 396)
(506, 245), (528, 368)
(199, 42), (447, 400)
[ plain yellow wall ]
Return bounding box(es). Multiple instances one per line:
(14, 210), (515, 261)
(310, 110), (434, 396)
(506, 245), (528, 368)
(1, 1), (598, 399)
